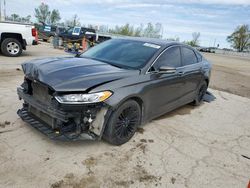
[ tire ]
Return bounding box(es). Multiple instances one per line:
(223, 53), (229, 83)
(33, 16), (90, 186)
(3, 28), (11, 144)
(1, 38), (22, 57)
(103, 100), (141, 145)
(193, 81), (208, 106)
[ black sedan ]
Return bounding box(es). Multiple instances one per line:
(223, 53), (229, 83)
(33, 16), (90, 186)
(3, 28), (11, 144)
(17, 37), (211, 145)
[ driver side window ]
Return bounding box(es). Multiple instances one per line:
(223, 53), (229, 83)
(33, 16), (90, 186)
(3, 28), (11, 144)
(154, 46), (181, 70)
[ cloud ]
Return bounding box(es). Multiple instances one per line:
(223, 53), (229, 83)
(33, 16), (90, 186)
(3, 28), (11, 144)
(5, 0), (249, 48)
(38, 0), (250, 6)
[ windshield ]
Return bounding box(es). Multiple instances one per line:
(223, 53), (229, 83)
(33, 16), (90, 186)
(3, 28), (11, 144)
(80, 39), (161, 69)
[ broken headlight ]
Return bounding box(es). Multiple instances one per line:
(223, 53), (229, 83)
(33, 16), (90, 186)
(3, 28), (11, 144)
(55, 91), (112, 104)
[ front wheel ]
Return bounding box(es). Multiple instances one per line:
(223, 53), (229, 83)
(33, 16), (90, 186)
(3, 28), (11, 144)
(103, 100), (141, 145)
(193, 81), (208, 106)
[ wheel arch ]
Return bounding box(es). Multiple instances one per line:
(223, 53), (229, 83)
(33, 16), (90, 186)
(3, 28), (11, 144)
(0, 33), (25, 49)
(1, 32), (23, 43)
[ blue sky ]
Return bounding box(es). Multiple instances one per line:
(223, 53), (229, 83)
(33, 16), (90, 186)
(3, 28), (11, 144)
(3, 0), (250, 48)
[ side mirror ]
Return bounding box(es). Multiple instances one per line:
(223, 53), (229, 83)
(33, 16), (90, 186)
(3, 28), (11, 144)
(158, 66), (176, 74)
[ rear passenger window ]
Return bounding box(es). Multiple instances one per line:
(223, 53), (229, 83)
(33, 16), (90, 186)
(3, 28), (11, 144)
(154, 46), (181, 69)
(182, 47), (198, 65)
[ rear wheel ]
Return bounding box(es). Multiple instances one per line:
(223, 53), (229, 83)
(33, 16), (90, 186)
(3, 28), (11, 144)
(193, 81), (207, 106)
(103, 100), (141, 145)
(1, 38), (22, 57)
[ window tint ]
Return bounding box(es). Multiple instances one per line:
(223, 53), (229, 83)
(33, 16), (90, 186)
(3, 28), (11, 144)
(154, 47), (181, 69)
(182, 47), (198, 65)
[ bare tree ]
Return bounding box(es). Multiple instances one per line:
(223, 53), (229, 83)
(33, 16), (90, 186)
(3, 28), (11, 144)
(186, 32), (201, 47)
(65, 14), (81, 27)
(192, 32), (200, 46)
(227, 25), (250, 52)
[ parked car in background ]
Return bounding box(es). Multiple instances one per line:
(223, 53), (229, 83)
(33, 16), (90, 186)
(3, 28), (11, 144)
(0, 21), (37, 57)
(58, 26), (96, 44)
(198, 47), (217, 53)
(17, 37), (211, 145)
(35, 24), (66, 43)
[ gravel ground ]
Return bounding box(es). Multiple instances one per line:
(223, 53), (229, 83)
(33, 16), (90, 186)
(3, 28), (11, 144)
(0, 43), (249, 188)
(203, 53), (250, 98)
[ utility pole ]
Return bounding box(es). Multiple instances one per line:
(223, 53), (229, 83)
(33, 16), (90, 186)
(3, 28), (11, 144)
(3, 0), (5, 21)
(213, 38), (217, 48)
(0, 0), (2, 21)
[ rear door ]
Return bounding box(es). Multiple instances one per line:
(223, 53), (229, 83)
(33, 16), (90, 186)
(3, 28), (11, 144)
(180, 46), (203, 102)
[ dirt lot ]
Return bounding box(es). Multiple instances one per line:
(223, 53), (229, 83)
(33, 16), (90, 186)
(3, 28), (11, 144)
(0, 43), (250, 188)
(204, 53), (250, 98)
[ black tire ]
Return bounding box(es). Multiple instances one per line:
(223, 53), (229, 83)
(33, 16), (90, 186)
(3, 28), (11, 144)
(1, 38), (22, 57)
(103, 100), (141, 145)
(193, 81), (208, 106)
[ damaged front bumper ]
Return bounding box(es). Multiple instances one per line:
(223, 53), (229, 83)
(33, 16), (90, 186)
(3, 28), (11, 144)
(17, 87), (111, 141)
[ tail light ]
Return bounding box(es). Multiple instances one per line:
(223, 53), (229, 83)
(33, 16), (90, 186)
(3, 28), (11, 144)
(32, 28), (36, 37)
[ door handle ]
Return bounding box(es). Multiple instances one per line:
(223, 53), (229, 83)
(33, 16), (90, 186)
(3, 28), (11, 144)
(178, 71), (184, 76)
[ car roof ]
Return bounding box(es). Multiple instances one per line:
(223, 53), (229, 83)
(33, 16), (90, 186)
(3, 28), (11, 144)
(114, 36), (182, 48)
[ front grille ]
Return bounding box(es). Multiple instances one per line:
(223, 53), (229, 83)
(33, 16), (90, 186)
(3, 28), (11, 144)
(31, 81), (52, 104)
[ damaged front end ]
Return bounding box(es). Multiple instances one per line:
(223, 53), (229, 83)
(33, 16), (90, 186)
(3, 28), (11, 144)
(17, 78), (112, 141)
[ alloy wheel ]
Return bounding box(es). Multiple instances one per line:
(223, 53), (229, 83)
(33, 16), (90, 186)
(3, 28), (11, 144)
(115, 106), (140, 139)
(7, 42), (20, 55)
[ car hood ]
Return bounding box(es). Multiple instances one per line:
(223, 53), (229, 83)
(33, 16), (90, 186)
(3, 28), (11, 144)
(22, 57), (139, 92)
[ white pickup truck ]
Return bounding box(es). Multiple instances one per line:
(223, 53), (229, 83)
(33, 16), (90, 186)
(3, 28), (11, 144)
(0, 21), (37, 57)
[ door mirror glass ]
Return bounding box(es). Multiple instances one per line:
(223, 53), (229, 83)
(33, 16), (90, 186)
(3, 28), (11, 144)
(158, 66), (176, 74)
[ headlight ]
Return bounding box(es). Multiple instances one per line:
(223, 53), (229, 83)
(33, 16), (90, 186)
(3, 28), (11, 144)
(55, 91), (112, 104)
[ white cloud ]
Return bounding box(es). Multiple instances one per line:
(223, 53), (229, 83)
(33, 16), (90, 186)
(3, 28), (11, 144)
(37, 0), (250, 6)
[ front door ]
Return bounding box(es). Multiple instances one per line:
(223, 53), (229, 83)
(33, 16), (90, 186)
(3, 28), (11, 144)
(145, 46), (186, 118)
